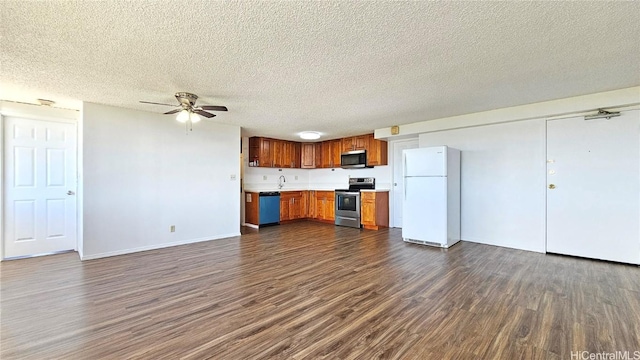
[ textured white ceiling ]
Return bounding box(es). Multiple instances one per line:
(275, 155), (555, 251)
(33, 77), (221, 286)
(1, 1), (639, 141)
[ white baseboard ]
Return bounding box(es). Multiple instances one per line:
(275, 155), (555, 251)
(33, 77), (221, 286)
(80, 232), (241, 260)
(461, 238), (545, 254)
(242, 223), (259, 229)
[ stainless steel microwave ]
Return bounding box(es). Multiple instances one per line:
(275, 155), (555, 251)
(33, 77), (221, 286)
(341, 150), (368, 169)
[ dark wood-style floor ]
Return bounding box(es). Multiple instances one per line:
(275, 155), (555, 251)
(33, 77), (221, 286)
(1, 222), (639, 359)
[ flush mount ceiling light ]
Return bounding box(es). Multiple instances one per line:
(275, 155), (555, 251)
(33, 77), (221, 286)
(299, 131), (321, 140)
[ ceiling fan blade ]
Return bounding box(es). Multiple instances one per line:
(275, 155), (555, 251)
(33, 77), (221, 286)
(163, 108), (182, 115)
(139, 100), (177, 107)
(195, 110), (216, 118)
(200, 105), (228, 111)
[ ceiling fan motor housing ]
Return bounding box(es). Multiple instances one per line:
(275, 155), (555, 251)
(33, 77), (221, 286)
(140, 92), (226, 119)
(175, 92), (198, 107)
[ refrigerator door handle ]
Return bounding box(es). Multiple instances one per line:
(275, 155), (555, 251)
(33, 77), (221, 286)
(403, 153), (407, 178)
(404, 178), (407, 200)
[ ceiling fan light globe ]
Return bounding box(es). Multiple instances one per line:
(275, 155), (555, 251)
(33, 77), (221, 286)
(190, 112), (201, 123)
(176, 110), (190, 123)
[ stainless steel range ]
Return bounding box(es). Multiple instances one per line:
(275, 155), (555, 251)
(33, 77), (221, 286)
(335, 177), (375, 228)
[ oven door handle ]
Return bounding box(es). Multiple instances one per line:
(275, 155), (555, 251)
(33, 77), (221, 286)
(336, 192), (360, 196)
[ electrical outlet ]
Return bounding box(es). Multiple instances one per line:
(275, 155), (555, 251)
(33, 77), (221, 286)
(230, 174), (236, 180)
(295, 176), (298, 180)
(263, 175), (267, 180)
(170, 225), (175, 232)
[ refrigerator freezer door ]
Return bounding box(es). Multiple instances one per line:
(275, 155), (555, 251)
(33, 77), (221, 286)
(402, 177), (447, 244)
(403, 147), (447, 177)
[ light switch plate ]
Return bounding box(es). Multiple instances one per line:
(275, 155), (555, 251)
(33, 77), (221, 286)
(263, 175), (267, 180)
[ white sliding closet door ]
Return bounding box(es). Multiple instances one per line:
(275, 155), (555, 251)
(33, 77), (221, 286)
(546, 110), (640, 264)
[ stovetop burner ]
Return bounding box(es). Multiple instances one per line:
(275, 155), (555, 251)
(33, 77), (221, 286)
(340, 177), (375, 191)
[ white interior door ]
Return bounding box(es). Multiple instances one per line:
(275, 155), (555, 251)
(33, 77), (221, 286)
(3, 117), (77, 258)
(392, 139), (418, 227)
(546, 110), (640, 264)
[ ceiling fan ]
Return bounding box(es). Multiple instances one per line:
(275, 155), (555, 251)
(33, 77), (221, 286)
(140, 92), (228, 125)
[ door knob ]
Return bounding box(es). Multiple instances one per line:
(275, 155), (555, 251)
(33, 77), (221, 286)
(67, 190), (75, 195)
(548, 184), (556, 189)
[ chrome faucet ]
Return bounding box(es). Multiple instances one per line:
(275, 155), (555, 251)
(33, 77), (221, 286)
(278, 175), (286, 189)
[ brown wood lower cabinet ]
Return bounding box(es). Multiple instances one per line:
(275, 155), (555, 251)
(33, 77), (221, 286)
(244, 192), (260, 225)
(312, 191), (335, 222)
(248, 190), (388, 227)
(305, 190), (335, 222)
(280, 191), (307, 221)
(360, 191), (389, 230)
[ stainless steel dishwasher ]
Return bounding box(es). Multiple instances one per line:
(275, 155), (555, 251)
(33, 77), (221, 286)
(258, 192), (280, 226)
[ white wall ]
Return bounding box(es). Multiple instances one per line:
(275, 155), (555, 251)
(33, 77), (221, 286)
(81, 103), (240, 259)
(243, 165), (391, 191)
(419, 120), (547, 253)
(376, 86), (640, 139)
(376, 87), (640, 254)
(77, 105), (84, 258)
(309, 166), (391, 189)
(0, 113), (4, 261)
(244, 167), (311, 191)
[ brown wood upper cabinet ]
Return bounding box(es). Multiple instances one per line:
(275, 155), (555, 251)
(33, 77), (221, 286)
(249, 137), (302, 168)
(342, 135), (368, 152)
(320, 140), (341, 168)
(301, 143), (316, 169)
(342, 134), (388, 167)
(366, 135), (388, 166)
(301, 143), (325, 169)
(250, 133), (387, 168)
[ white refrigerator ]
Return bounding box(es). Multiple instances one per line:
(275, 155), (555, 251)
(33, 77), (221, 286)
(402, 146), (461, 248)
